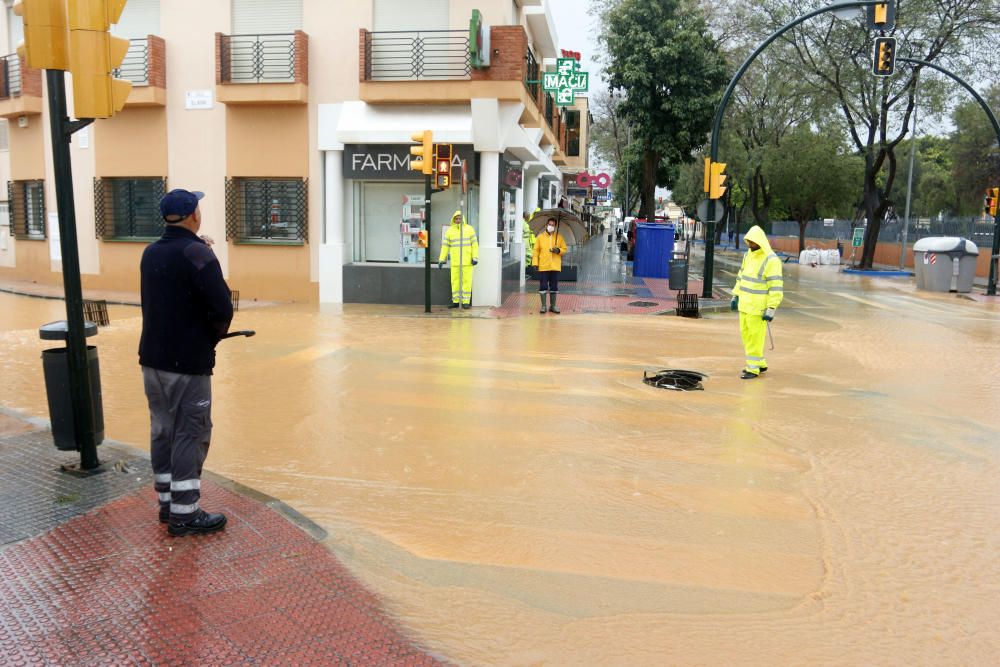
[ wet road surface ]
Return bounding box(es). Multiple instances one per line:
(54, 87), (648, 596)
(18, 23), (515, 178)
(2, 261), (999, 664)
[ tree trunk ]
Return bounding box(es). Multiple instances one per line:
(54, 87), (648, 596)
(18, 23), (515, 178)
(751, 168), (770, 225)
(860, 152), (880, 269)
(639, 150), (658, 219)
(798, 219), (808, 253)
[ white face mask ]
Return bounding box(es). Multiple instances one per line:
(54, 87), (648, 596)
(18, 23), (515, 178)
(547, 225), (555, 233)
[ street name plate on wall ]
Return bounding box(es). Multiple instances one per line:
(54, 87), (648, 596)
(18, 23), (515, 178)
(185, 90), (213, 110)
(344, 144), (476, 181)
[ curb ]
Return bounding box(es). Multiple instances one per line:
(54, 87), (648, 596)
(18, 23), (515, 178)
(0, 285), (141, 307)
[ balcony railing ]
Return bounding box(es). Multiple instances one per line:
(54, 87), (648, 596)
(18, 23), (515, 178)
(220, 33), (300, 83)
(363, 30), (470, 80)
(525, 48), (539, 99)
(112, 38), (151, 86)
(0, 54), (23, 99)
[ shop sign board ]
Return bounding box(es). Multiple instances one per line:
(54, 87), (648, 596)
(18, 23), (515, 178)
(344, 144), (476, 181)
(567, 187), (588, 197)
(543, 57), (589, 106)
(592, 188), (609, 200)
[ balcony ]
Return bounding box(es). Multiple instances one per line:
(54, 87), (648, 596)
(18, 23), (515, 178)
(216, 31), (309, 105)
(115, 36), (167, 107)
(0, 54), (43, 118)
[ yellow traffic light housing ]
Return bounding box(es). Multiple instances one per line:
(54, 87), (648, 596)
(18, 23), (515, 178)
(13, 0), (70, 70)
(867, 2), (895, 31)
(68, 0), (133, 118)
(709, 161), (727, 200)
(434, 143), (452, 189)
(410, 131), (434, 175)
(872, 37), (896, 77)
(703, 157), (711, 194)
(986, 187), (999, 216)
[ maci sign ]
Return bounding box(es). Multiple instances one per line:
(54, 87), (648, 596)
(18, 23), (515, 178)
(543, 57), (589, 106)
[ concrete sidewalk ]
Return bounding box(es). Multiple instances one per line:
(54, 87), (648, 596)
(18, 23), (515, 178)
(0, 411), (447, 666)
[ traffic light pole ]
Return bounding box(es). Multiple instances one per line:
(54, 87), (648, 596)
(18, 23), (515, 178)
(425, 174), (433, 313)
(897, 57), (1000, 296)
(45, 69), (98, 471)
(702, 0), (883, 299)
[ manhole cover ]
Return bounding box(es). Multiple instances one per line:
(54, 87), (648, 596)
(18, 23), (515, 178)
(643, 369), (707, 391)
(628, 301), (659, 307)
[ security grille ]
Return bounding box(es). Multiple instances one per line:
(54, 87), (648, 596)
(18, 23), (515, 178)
(365, 30), (470, 80)
(0, 54), (22, 98)
(94, 177), (166, 239)
(225, 177), (307, 243)
(221, 34), (298, 83)
(8, 180), (45, 240)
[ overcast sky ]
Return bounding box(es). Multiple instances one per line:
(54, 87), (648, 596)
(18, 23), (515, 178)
(548, 0), (606, 95)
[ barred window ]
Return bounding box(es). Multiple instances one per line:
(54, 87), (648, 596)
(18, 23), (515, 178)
(94, 177), (166, 240)
(7, 180), (45, 240)
(225, 177), (307, 243)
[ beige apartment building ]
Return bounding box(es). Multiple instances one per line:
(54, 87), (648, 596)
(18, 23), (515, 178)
(0, 0), (589, 306)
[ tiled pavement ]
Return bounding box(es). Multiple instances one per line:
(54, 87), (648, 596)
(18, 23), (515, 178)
(0, 416), (447, 666)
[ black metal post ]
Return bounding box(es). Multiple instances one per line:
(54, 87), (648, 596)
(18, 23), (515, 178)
(702, 0), (882, 299)
(898, 57), (1000, 295)
(45, 70), (99, 470)
(424, 174), (432, 313)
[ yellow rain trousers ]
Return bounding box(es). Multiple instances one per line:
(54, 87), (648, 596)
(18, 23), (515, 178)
(732, 225), (784, 375)
(439, 211), (479, 305)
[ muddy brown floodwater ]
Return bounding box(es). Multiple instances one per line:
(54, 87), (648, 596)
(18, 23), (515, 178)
(2, 264), (999, 665)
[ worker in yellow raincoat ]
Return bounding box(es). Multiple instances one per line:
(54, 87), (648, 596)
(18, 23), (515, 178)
(438, 210), (479, 309)
(522, 212), (536, 266)
(730, 225), (784, 379)
(531, 216), (568, 314)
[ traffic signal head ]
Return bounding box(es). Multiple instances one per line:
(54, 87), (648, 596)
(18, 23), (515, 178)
(434, 143), (452, 189)
(410, 130), (434, 175)
(872, 37), (896, 76)
(68, 0), (133, 118)
(986, 187), (999, 216)
(703, 157), (711, 194)
(709, 161), (727, 200)
(13, 0), (70, 70)
(867, 2), (895, 31)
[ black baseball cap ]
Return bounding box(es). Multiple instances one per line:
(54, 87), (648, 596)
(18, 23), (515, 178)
(160, 189), (205, 223)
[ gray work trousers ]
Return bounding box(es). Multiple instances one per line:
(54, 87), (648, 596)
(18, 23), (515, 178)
(142, 367), (213, 520)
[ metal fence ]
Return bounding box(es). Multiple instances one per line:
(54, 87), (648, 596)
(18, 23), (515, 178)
(1, 53), (22, 98)
(225, 178), (308, 243)
(365, 30), (470, 80)
(112, 38), (150, 86)
(221, 33), (298, 83)
(771, 218), (997, 249)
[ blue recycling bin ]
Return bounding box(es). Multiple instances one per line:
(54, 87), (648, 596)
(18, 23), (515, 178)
(633, 223), (675, 279)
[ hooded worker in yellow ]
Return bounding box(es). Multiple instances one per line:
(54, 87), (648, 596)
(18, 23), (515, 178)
(730, 225), (783, 379)
(522, 211), (537, 265)
(438, 210), (479, 309)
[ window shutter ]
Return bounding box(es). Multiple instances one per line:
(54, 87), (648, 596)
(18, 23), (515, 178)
(112, 0), (160, 38)
(232, 0), (303, 34)
(373, 0), (448, 31)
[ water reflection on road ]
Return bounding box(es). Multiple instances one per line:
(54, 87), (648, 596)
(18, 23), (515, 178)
(2, 265), (999, 664)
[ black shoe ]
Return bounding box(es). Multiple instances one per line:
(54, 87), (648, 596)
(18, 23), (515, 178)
(740, 371), (759, 380)
(759, 366), (768, 373)
(159, 506), (169, 524)
(448, 302), (460, 309)
(168, 509), (227, 537)
(462, 303), (471, 309)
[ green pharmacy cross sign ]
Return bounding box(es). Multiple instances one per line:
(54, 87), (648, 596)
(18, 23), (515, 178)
(543, 58), (589, 106)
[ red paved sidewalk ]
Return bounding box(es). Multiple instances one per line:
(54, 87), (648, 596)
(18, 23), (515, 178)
(0, 481), (447, 666)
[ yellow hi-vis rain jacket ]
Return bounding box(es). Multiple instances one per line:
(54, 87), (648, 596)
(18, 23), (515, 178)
(733, 225), (784, 376)
(439, 211), (479, 305)
(532, 229), (568, 272)
(522, 220), (536, 263)
(732, 225), (784, 315)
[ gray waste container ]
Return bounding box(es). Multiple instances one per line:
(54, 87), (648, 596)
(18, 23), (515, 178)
(912, 237), (979, 293)
(669, 258), (688, 291)
(40, 321), (104, 451)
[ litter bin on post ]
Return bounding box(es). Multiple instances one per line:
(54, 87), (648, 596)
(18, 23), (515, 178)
(633, 223), (675, 279)
(912, 237), (979, 293)
(669, 258), (688, 291)
(40, 321), (105, 451)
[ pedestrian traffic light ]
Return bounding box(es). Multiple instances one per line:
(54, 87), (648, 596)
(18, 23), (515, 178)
(434, 143), (452, 189)
(12, 0), (70, 70)
(872, 37), (896, 77)
(867, 2), (895, 31)
(410, 130), (434, 175)
(985, 187), (999, 216)
(709, 161), (727, 200)
(67, 0), (133, 118)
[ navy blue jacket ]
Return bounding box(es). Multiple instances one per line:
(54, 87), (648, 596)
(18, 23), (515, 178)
(139, 226), (233, 375)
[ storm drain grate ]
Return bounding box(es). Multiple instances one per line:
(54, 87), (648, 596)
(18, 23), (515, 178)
(628, 301), (659, 307)
(643, 369), (707, 391)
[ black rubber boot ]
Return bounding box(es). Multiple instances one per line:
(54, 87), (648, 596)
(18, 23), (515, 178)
(448, 302), (460, 309)
(740, 370), (758, 380)
(549, 292), (560, 314)
(168, 509), (228, 537)
(539, 292), (547, 314)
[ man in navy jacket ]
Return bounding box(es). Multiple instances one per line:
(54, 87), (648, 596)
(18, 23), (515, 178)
(140, 189), (232, 536)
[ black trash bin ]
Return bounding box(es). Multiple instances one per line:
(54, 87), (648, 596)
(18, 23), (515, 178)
(40, 321), (105, 451)
(668, 258), (688, 291)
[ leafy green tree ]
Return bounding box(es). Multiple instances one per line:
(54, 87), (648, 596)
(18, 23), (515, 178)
(950, 85), (1000, 214)
(762, 126), (863, 251)
(588, 90), (643, 217)
(600, 0), (728, 219)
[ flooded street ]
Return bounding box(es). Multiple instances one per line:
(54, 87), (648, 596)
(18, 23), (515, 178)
(2, 263), (999, 664)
